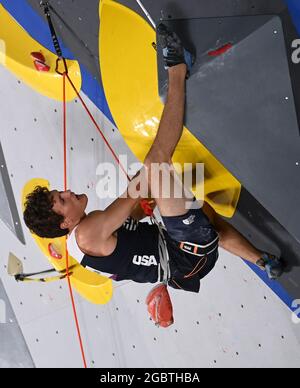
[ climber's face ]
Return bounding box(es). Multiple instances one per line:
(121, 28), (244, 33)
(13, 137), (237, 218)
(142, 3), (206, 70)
(50, 190), (88, 231)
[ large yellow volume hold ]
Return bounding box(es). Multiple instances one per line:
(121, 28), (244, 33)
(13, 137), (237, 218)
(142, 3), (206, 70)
(99, 0), (241, 218)
(22, 179), (113, 305)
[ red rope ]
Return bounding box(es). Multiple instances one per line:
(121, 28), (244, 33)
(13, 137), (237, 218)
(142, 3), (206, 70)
(63, 72), (88, 369)
(65, 74), (131, 181)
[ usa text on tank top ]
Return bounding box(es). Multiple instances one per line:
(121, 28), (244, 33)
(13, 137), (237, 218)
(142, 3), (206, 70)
(81, 218), (160, 283)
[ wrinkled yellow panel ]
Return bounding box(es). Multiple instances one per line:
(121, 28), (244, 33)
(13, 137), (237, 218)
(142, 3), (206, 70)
(0, 5), (81, 101)
(99, 0), (241, 217)
(22, 179), (113, 305)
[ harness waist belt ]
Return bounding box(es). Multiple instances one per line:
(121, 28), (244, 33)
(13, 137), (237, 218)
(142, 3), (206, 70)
(179, 235), (219, 257)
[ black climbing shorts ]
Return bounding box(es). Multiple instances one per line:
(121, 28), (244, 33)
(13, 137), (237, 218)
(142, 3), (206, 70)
(162, 207), (219, 293)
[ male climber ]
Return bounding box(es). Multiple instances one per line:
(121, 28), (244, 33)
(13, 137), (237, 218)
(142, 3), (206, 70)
(23, 24), (284, 292)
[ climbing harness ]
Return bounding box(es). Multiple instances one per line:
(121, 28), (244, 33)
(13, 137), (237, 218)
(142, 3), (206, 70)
(144, 213), (174, 328)
(179, 236), (219, 258)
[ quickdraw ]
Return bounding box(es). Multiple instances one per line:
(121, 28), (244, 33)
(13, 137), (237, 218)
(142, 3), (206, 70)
(40, 1), (63, 58)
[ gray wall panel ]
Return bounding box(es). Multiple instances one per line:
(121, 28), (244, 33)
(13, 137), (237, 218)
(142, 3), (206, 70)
(0, 278), (34, 368)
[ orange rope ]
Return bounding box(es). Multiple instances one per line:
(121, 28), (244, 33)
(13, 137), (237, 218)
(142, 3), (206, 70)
(65, 73), (131, 181)
(63, 72), (87, 369)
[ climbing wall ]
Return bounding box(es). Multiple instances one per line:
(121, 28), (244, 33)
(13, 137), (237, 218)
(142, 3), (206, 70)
(0, 55), (300, 367)
(0, 0), (300, 368)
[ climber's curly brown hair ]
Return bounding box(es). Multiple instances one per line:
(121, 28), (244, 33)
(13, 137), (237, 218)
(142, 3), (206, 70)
(23, 186), (68, 238)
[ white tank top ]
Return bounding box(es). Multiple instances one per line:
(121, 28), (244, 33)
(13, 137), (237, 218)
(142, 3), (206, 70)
(66, 225), (113, 278)
(67, 226), (84, 262)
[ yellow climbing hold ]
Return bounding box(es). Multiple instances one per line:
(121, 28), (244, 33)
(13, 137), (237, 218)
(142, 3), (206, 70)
(99, 0), (241, 218)
(22, 179), (113, 305)
(0, 4), (81, 101)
